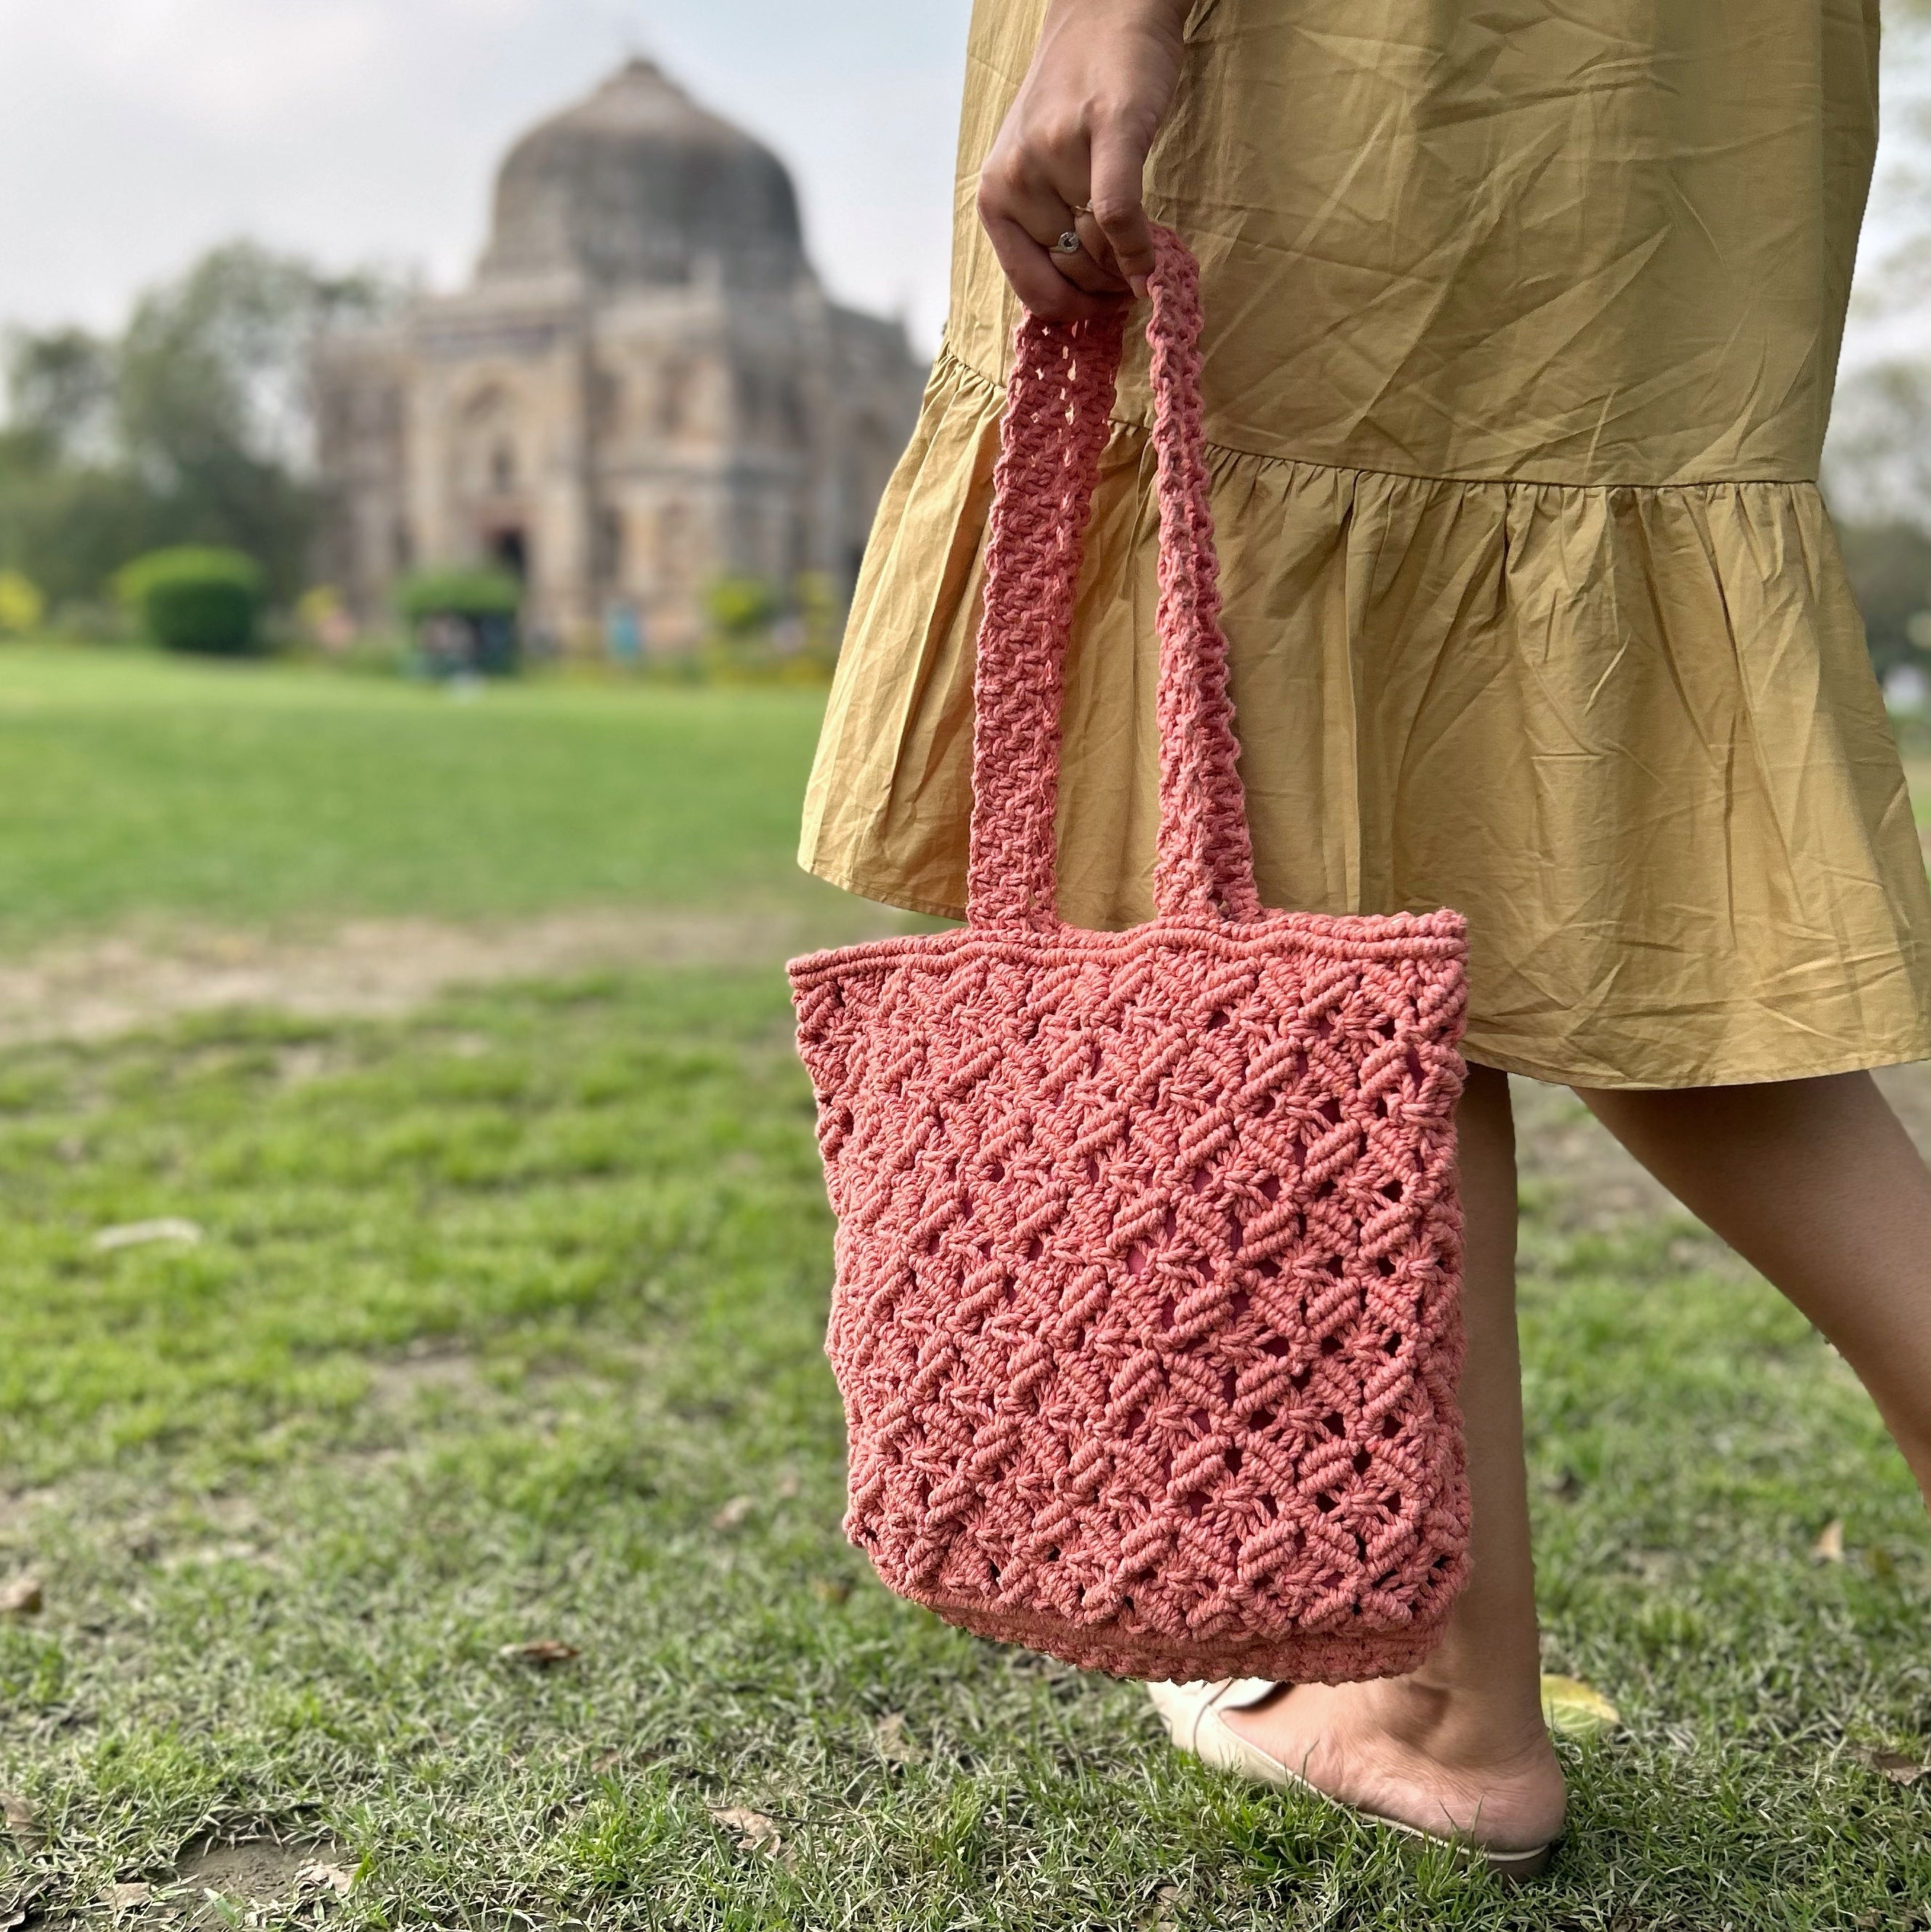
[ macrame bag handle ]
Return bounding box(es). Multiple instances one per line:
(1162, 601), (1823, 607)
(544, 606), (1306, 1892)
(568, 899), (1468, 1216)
(965, 226), (1261, 931)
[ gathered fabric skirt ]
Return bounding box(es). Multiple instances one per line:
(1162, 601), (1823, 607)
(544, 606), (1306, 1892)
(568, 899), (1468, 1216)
(800, 0), (1931, 1089)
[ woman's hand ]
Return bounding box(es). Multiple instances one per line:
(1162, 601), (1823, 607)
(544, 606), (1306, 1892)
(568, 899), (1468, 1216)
(976, 0), (1192, 318)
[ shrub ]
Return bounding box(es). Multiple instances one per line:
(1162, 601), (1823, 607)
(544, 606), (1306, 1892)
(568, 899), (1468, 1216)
(293, 584), (358, 652)
(0, 569), (45, 636)
(395, 567), (522, 625)
(396, 566), (522, 677)
(704, 574), (779, 644)
(116, 546), (265, 655)
(675, 572), (842, 686)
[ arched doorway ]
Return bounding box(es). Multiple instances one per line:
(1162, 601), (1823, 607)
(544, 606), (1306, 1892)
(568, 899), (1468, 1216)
(489, 527), (529, 580)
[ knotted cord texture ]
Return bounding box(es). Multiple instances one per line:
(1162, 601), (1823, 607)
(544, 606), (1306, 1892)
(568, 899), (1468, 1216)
(1144, 234), (1260, 925)
(791, 231), (1473, 1682)
(964, 302), (1125, 929)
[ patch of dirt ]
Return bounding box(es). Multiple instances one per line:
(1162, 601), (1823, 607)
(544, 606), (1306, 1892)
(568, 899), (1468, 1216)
(0, 903), (903, 1047)
(159, 1837), (355, 1925)
(0, 1488), (63, 1542)
(18, 1838), (354, 1929)
(362, 1343), (486, 1416)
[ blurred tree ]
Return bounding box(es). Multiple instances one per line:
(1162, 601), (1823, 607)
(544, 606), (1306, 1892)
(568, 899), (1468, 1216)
(1820, 9), (1931, 670)
(0, 435), (158, 609)
(1836, 521), (1931, 676)
(116, 244), (390, 593)
(7, 327), (115, 461)
(1824, 361), (1931, 530)
(0, 242), (395, 611)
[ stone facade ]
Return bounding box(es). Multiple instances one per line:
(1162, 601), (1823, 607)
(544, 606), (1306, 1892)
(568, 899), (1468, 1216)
(314, 60), (926, 650)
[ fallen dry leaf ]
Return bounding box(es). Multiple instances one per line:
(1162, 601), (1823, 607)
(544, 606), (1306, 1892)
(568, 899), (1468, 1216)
(1863, 1748), (1925, 1785)
(1, 1790), (39, 1844)
(293, 1860), (355, 1896)
(0, 1576), (41, 1618)
(92, 1217), (204, 1253)
(710, 1496), (755, 1532)
(873, 1712), (918, 1763)
(590, 1748), (625, 1775)
(775, 1473), (802, 1501)
(108, 1883), (151, 1911)
(1139, 1882), (1186, 1932)
(1812, 1519), (1846, 1564)
(1539, 1674), (1621, 1737)
(497, 1639), (579, 1667)
(710, 1806), (784, 1857)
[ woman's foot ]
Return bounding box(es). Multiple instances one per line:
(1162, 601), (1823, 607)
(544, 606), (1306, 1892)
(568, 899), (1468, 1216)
(1220, 1674), (1567, 1855)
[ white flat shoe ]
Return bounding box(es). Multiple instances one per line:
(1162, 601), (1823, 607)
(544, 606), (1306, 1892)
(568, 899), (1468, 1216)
(1147, 1678), (1558, 1883)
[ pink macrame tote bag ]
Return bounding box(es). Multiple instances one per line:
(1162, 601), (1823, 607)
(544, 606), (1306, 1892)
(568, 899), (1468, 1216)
(790, 230), (1472, 1684)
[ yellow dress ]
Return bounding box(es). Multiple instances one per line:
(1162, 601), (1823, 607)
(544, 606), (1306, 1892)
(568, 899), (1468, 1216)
(800, 0), (1931, 1089)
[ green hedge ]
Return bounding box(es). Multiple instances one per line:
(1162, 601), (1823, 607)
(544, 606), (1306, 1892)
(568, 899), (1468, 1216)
(116, 547), (265, 656)
(396, 567), (523, 624)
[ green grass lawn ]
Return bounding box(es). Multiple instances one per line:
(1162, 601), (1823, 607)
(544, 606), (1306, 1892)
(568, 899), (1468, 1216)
(0, 974), (1925, 1928)
(0, 646), (843, 952)
(0, 648), (1926, 1926)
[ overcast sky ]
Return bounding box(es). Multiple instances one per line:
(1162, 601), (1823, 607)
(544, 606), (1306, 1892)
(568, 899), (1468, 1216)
(0, 0), (974, 350)
(0, 0), (1922, 366)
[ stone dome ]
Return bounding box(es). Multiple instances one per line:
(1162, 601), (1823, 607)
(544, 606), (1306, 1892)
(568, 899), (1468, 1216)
(478, 59), (806, 290)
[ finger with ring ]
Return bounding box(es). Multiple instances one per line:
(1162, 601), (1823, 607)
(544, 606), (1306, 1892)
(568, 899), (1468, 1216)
(1047, 240), (1119, 294)
(1069, 205), (1128, 283)
(1021, 201), (1117, 293)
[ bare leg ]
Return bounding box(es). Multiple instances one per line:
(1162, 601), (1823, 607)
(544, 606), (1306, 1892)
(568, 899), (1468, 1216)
(1222, 1062), (1567, 1853)
(1576, 1070), (1931, 1500)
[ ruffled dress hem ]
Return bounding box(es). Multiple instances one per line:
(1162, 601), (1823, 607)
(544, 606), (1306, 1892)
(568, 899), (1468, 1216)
(800, 342), (1931, 1092)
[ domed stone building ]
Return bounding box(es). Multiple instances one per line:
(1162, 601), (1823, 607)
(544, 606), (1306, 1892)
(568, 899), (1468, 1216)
(314, 59), (926, 650)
